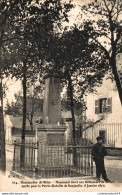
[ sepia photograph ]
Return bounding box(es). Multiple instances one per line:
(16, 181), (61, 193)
(0, 0), (122, 193)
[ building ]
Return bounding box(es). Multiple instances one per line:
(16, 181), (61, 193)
(5, 110), (82, 144)
(62, 111), (82, 143)
(82, 76), (122, 147)
(4, 115), (38, 143)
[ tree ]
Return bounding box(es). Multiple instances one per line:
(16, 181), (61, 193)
(5, 82), (44, 131)
(0, 0), (38, 172)
(26, 82), (44, 131)
(81, 0), (122, 104)
(42, 25), (109, 142)
(38, 24), (109, 166)
(5, 100), (21, 115)
(2, 6), (38, 146)
(2, 0), (73, 147)
(61, 93), (86, 139)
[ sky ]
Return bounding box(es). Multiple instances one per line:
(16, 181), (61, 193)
(3, 77), (22, 107)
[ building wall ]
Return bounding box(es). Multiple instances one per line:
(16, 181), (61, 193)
(4, 115), (12, 143)
(12, 135), (36, 144)
(84, 78), (122, 123)
(4, 115), (37, 144)
(83, 77), (122, 147)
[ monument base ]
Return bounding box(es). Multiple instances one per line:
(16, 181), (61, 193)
(37, 124), (66, 144)
(37, 124), (67, 168)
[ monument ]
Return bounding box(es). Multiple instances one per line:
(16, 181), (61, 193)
(37, 72), (67, 170)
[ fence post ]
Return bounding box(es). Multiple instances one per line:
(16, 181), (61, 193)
(12, 143), (16, 171)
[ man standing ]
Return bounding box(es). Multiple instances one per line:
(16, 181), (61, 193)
(92, 136), (110, 182)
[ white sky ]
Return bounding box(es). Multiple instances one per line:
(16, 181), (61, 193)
(3, 77), (22, 107)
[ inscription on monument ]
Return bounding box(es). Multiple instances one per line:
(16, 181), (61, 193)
(52, 100), (60, 105)
(47, 134), (64, 145)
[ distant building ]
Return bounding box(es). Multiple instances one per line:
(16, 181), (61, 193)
(4, 96), (44, 143)
(4, 115), (39, 143)
(5, 110), (82, 144)
(62, 111), (82, 143)
(82, 51), (122, 147)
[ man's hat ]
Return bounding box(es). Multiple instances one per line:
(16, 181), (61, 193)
(96, 136), (103, 141)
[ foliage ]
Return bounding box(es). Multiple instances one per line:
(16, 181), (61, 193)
(5, 82), (44, 130)
(1, 0), (73, 145)
(40, 23), (109, 141)
(0, 0), (38, 172)
(80, 0), (122, 103)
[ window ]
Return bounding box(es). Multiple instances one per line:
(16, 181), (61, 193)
(100, 98), (107, 113)
(95, 97), (112, 114)
(99, 130), (106, 144)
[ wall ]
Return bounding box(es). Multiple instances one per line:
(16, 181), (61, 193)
(65, 121), (73, 143)
(12, 135), (36, 144)
(4, 115), (12, 143)
(83, 75), (122, 148)
(84, 78), (122, 124)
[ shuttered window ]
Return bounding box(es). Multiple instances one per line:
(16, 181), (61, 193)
(107, 97), (112, 113)
(95, 97), (112, 114)
(95, 100), (100, 114)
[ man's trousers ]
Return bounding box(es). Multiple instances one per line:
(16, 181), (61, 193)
(95, 158), (108, 181)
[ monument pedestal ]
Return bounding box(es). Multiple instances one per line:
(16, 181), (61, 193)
(36, 74), (67, 173)
(37, 124), (67, 169)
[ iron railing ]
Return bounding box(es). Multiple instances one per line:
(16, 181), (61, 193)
(82, 123), (122, 147)
(12, 141), (93, 178)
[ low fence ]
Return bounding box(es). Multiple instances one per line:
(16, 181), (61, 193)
(12, 141), (93, 178)
(106, 147), (122, 156)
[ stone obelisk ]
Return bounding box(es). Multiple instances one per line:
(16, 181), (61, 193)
(43, 76), (61, 124)
(37, 72), (67, 168)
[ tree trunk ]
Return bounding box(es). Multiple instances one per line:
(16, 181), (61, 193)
(30, 119), (33, 131)
(22, 61), (27, 143)
(68, 75), (77, 166)
(68, 77), (76, 143)
(20, 61), (27, 167)
(109, 13), (122, 105)
(0, 66), (6, 172)
(0, 19), (6, 172)
(110, 55), (122, 105)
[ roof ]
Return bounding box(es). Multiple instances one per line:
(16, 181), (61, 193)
(6, 110), (80, 129)
(7, 114), (43, 129)
(9, 115), (22, 128)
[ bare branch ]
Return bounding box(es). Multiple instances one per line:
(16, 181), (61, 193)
(114, 30), (121, 46)
(26, 116), (31, 123)
(111, 0), (117, 13)
(103, 0), (110, 12)
(2, 36), (23, 43)
(92, 37), (111, 60)
(94, 30), (111, 40)
(112, 8), (122, 18)
(115, 3), (121, 20)
(81, 6), (109, 16)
